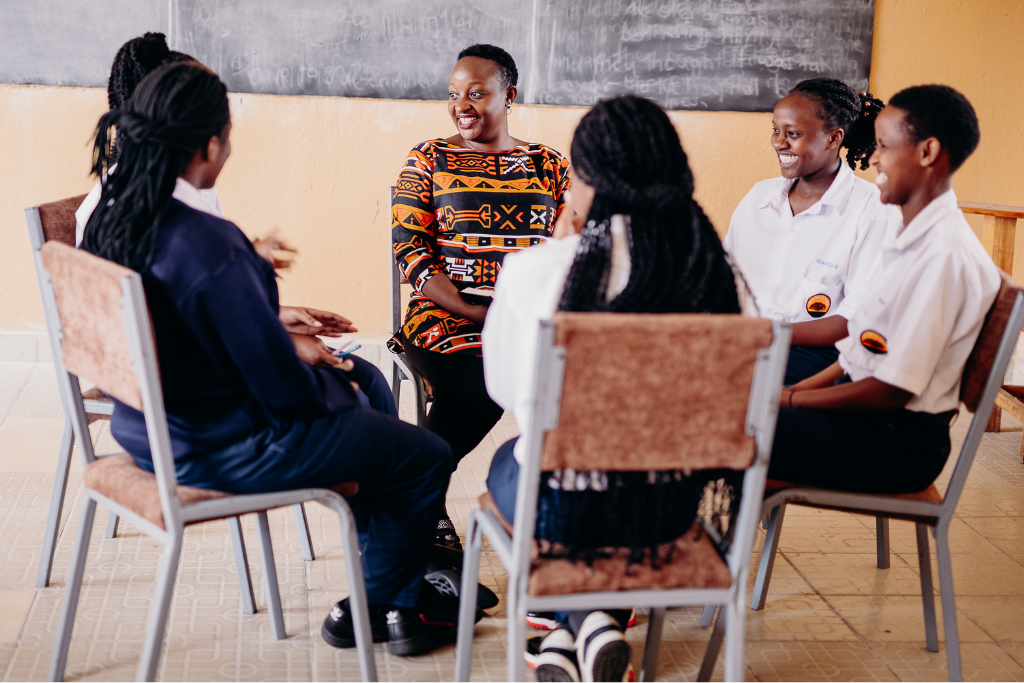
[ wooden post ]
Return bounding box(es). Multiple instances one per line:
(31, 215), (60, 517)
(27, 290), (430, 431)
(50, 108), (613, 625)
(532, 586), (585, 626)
(960, 201), (1024, 434)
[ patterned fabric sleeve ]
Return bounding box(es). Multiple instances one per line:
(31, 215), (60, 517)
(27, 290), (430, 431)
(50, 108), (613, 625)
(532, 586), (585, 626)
(392, 142), (443, 294)
(551, 148), (571, 221)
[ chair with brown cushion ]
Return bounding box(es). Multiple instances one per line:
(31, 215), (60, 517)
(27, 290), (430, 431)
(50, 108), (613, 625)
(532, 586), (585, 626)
(738, 272), (1024, 682)
(453, 313), (791, 682)
(388, 187), (433, 426)
(39, 241), (377, 682)
(25, 197), (318, 594)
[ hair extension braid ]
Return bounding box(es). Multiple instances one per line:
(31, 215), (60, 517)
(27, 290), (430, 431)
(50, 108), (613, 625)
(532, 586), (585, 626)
(790, 77), (885, 170)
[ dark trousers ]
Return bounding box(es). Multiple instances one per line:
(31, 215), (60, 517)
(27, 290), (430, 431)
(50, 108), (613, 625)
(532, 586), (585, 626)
(769, 406), (956, 493)
(784, 346), (840, 386)
(175, 359), (453, 608)
(488, 438), (631, 633)
(402, 342), (504, 464)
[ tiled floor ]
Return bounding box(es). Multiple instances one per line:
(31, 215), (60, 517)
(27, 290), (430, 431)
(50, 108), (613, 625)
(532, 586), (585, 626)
(4, 353), (1024, 681)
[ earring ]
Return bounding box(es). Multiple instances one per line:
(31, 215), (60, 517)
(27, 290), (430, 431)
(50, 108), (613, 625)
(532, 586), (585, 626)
(506, 102), (512, 114)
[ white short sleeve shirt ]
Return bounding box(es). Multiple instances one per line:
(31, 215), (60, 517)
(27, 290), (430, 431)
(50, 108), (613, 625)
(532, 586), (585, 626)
(723, 162), (900, 323)
(75, 172), (224, 247)
(836, 189), (1000, 414)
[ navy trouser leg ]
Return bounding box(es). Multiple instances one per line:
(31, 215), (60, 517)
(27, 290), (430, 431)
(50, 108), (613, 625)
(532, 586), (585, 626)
(346, 354), (398, 417)
(769, 406), (954, 493)
(784, 346), (840, 386)
(176, 406), (453, 607)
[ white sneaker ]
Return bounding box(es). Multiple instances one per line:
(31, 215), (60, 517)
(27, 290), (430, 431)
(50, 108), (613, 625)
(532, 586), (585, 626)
(533, 628), (580, 682)
(575, 612), (631, 682)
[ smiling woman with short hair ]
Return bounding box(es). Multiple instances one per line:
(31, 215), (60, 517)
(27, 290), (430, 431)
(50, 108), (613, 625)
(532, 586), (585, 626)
(390, 44), (570, 548)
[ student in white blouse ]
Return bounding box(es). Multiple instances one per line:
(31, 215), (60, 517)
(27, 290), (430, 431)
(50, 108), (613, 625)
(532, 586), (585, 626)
(481, 95), (749, 683)
(724, 78), (902, 385)
(772, 85), (998, 493)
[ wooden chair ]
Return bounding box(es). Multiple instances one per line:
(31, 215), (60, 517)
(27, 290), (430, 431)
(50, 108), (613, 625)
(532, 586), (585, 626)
(738, 272), (1024, 682)
(25, 197), (317, 593)
(39, 241), (376, 682)
(453, 313), (791, 682)
(387, 186), (432, 426)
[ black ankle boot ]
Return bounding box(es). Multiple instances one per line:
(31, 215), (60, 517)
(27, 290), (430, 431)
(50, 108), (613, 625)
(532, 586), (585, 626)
(321, 597), (390, 648)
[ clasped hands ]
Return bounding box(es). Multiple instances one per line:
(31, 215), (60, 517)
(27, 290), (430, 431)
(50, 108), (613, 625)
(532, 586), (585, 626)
(282, 306), (357, 372)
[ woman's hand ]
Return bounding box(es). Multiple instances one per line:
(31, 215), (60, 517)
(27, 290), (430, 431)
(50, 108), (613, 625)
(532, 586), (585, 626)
(280, 306), (358, 337)
(290, 333), (354, 371)
(253, 231), (297, 270)
(421, 275), (491, 326)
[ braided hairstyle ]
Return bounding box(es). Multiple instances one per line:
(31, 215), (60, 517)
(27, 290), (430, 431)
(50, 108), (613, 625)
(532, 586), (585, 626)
(789, 78), (885, 170)
(889, 85), (980, 172)
(457, 44), (518, 89)
(107, 33), (195, 163)
(83, 62), (230, 272)
(558, 95), (739, 316)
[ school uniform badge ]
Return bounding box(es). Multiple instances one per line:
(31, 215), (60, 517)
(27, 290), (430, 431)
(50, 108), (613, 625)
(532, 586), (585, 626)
(806, 294), (831, 318)
(860, 330), (888, 354)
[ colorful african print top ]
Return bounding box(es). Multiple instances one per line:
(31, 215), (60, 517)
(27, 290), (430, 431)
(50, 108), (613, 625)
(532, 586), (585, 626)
(391, 139), (570, 356)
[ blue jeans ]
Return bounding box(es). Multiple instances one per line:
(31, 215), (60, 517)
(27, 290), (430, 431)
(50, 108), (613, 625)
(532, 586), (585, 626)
(175, 357), (453, 607)
(487, 437), (630, 634)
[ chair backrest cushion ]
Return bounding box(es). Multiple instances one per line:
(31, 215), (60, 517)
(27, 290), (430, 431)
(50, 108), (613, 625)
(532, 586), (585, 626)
(38, 194), (88, 247)
(41, 241), (144, 411)
(961, 271), (1022, 412)
(540, 313), (774, 472)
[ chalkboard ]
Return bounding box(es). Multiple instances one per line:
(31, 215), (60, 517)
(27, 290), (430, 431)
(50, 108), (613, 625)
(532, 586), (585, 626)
(0, 0), (165, 88)
(2, 0), (875, 112)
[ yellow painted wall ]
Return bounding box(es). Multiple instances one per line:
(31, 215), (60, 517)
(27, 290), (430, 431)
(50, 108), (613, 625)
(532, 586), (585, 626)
(2, 0), (1022, 337)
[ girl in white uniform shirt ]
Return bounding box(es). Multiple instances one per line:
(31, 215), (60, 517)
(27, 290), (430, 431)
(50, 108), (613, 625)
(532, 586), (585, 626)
(724, 78), (902, 385)
(482, 96), (748, 683)
(773, 85), (999, 494)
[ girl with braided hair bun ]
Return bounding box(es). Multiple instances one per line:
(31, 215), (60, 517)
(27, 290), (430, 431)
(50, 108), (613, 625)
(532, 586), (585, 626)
(84, 61), (471, 658)
(482, 95), (749, 682)
(724, 77), (902, 386)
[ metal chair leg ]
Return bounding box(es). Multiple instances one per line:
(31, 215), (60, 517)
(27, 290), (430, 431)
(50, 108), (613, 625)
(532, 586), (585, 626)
(255, 511), (286, 640)
(48, 496), (97, 682)
(37, 419), (74, 588)
(413, 373), (429, 428)
(228, 516), (257, 615)
(876, 516), (891, 569)
(723, 598), (746, 682)
(455, 515), (483, 682)
(699, 603), (716, 628)
(640, 607), (665, 682)
(915, 522), (939, 653)
(293, 503), (315, 561)
(935, 524), (963, 681)
(136, 534), (183, 681)
(751, 504), (786, 610)
(103, 509), (120, 538)
(331, 499), (377, 682)
(698, 606), (724, 682)
(506, 584), (526, 682)
(390, 358), (403, 408)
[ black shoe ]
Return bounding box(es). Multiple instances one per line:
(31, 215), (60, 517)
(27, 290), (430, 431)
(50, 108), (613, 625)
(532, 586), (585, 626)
(321, 598), (390, 648)
(436, 515), (463, 551)
(386, 580), (483, 657)
(424, 565), (500, 611)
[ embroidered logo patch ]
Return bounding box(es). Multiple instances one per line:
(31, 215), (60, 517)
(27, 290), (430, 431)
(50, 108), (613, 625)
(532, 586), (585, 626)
(806, 294), (831, 318)
(860, 330), (888, 354)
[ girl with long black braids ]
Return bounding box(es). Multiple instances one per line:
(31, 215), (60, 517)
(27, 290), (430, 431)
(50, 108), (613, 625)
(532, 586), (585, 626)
(83, 62), (469, 657)
(724, 78), (901, 385)
(481, 95), (747, 682)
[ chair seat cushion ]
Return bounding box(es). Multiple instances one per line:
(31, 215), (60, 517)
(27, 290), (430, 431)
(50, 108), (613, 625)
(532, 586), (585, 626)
(764, 478), (943, 522)
(82, 385), (112, 422)
(84, 454), (232, 530)
(84, 454), (359, 530)
(478, 492), (732, 597)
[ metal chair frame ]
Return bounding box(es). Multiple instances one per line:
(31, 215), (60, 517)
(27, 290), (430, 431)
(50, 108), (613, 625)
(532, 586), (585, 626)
(387, 186), (431, 426)
(25, 201), (316, 592)
(736, 289), (1024, 682)
(453, 316), (791, 682)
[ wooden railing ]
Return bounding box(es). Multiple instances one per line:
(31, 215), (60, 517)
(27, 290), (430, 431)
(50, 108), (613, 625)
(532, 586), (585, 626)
(960, 201), (1024, 451)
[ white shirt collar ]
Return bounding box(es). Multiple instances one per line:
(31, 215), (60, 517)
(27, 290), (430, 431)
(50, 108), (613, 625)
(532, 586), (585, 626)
(886, 188), (959, 252)
(757, 161), (856, 217)
(173, 178), (224, 218)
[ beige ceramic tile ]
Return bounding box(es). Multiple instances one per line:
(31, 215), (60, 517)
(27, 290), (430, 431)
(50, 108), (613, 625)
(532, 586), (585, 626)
(783, 552), (931, 597)
(0, 417), (81, 474)
(870, 640), (1024, 681)
(828, 594), (992, 643)
(745, 640), (898, 681)
(0, 589), (35, 639)
(956, 595), (1024, 642)
(744, 593), (859, 642)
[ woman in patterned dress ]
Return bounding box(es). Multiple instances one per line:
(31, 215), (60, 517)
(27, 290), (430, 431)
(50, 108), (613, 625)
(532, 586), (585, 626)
(391, 44), (570, 546)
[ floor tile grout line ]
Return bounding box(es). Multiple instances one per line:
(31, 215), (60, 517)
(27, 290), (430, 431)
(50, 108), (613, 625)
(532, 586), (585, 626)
(777, 549), (903, 681)
(0, 365), (35, 433)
